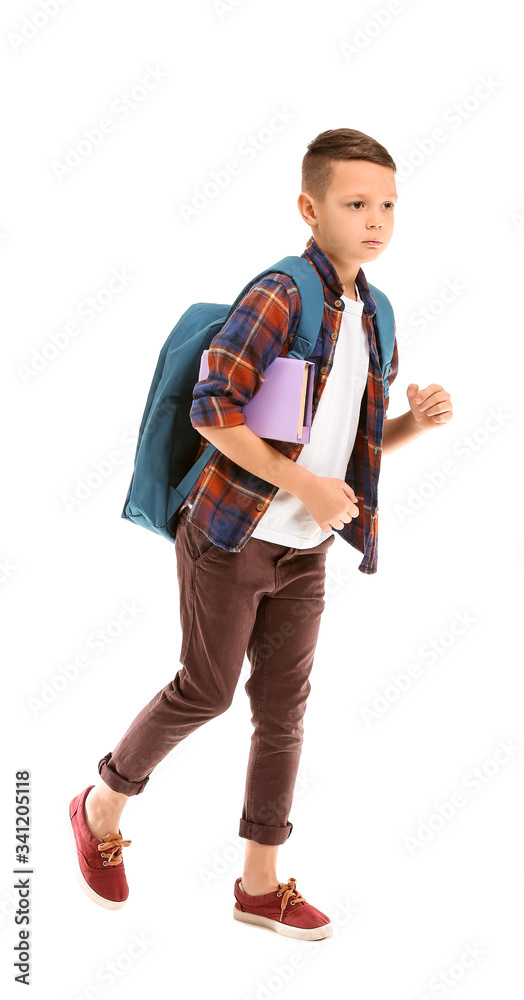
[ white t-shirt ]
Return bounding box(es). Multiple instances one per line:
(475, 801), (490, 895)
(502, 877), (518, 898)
(251, 283), (369, 548)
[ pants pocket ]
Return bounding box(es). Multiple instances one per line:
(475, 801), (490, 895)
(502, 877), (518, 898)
(177, 514), (221, 567)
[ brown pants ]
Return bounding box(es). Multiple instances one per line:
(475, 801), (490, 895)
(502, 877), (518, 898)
(98, 506), (335, 845)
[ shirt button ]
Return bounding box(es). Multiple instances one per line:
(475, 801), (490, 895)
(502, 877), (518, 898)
(331, 332), (338, 341)
(334, 299), (342, 307)
(256, 503), (264, 511)
(320, 366), (328, 374)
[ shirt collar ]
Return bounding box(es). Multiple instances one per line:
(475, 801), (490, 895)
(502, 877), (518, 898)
(301, 235), (376, 316)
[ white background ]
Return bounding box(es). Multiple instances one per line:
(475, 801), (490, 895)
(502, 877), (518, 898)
(1, 0), (523, 997)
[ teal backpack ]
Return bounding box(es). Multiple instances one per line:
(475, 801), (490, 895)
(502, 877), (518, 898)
(121, 256), (395, 544)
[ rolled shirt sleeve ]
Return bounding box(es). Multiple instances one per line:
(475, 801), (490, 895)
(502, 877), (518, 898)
(189, 275), (300, 430)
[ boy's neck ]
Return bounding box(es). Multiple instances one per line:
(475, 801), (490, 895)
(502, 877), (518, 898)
(335, 268), (360, 300)
(311, 235), (360, 301)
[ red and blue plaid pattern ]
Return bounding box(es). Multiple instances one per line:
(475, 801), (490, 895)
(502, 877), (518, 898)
(186, 235), (398, 574)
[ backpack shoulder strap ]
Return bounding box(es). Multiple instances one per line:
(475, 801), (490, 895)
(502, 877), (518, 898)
(224, 256), (325, 359)
(368, 282), (396, 398)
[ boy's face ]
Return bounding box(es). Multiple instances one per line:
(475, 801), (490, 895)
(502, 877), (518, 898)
(299, 159), (397, 266)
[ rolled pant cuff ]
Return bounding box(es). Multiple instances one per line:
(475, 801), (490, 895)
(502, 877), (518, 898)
(97, 752), (149, 796)
(238, 818), (293, 845)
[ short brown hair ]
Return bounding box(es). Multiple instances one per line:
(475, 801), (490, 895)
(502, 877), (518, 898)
(301, 128), (396, 202)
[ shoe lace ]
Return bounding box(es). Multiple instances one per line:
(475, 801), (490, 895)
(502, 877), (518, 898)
(276, 877), (307, 921)
(97, 833), (132, 866)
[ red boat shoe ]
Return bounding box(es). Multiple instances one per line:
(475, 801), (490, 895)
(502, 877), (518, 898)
(233, 876), (333, 940)
(69, 785), (132, 910)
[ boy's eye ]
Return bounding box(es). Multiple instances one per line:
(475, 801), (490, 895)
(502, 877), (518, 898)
(346, 201), (395, 209)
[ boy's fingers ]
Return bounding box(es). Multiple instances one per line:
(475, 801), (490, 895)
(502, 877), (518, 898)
(414, 383), (441, 404)
(418, 389), (447, 411)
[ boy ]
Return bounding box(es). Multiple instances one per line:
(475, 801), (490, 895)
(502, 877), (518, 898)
(69, 128), (452, 939)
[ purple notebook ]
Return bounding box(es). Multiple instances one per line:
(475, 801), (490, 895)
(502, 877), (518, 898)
(199, 350), (315, 443)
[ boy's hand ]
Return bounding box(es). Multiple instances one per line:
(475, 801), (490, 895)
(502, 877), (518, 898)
(407, 383), (453, 430)
(298, 476), (359, 532)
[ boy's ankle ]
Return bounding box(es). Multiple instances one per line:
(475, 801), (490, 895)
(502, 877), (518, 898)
(85, 789), (125, 839)
(240, 877), (280, 896)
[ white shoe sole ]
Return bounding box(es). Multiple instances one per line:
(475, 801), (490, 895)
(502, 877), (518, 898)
(233, 906), (333, 940)
(69, 805), (128, 910)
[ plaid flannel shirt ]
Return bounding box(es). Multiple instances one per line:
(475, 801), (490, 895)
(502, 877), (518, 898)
(184, 235), (398, 574)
